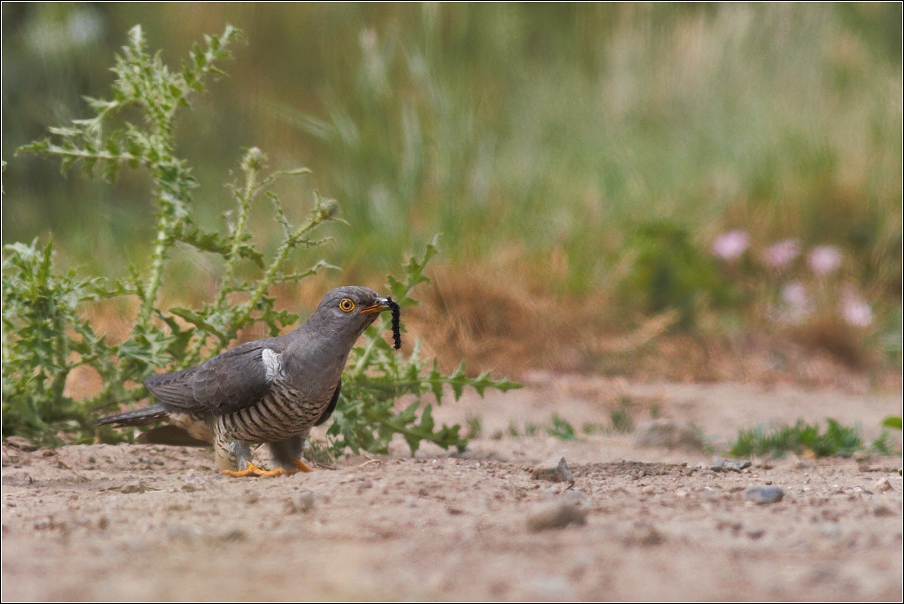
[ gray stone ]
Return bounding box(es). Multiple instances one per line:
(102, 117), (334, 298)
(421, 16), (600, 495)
(120, 480), (149, 494)
(711, 457), (752, 472)
(531, 457), (574, 483)
(874, 477), (893, 492)
(745, 485), (784, 504)
(527, 501), (587, 531)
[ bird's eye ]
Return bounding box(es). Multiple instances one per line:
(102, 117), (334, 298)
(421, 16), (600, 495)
(339, 298), (355, 313)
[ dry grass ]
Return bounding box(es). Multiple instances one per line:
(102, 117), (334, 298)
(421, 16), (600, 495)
(403, 262), (897, 392)
(404, 258), (603, 376)
(60, 262), (900, 401)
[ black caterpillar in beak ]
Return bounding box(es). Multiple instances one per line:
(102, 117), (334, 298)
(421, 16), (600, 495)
(386, 296), (402, 350)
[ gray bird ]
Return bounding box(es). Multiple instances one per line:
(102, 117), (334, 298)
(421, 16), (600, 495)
(93, 286), (394, 477)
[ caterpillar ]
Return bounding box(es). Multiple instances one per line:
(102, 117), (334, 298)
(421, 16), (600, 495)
(386, 296), (402, 350)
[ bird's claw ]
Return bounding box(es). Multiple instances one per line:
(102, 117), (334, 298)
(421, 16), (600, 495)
(222, 461), (287, 478)
(221, 459), (313, 477)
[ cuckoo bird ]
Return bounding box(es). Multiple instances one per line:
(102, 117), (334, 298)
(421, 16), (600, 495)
(93, 286), (400, 477)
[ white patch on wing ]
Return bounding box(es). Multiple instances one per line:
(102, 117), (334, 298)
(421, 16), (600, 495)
(261, 349), (283, 381)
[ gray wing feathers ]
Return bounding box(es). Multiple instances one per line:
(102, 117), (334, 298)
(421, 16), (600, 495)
(145, 340), (281, 416)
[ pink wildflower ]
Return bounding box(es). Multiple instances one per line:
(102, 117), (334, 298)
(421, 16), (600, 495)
(779, 281), (813, 325)
(762, 239), (799, 270)
(839, 287), (872, 327)
(807, 246), (842, 276)
(711, 230), (749, 261)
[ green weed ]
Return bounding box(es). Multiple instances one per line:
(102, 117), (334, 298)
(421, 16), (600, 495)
(610, 397), (635, 434)
(546, 413), (577, 441)
(465, 415), (483, 439)
(3, 24), (520, 454)
(582, 422), (609, 436)
(728, 419), (867, 458)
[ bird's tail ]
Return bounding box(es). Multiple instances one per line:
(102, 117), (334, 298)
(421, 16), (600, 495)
(91, 404), (168, 427)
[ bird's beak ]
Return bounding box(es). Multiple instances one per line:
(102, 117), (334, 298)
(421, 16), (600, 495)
(358, 297), (391, 315)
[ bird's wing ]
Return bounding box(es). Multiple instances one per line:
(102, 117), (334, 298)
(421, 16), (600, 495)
(145, 340), (282, 416)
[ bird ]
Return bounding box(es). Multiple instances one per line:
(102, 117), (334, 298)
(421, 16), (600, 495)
(92, 286), (395, 477)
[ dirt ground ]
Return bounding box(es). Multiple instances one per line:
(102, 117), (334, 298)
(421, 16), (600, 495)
(2, 376), (902, 601)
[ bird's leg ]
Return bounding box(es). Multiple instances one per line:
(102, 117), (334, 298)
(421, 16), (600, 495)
(214, 436), (285, 477)
(215, 435), (309, 478)
(270, 435), (314, 474)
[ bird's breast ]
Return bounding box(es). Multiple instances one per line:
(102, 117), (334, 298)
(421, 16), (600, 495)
(217, 378), (333, 444)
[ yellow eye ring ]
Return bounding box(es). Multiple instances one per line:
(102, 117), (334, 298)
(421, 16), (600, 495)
(339, 298), (355, 313)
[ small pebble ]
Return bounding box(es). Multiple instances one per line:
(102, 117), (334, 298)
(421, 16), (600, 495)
(526, 501), (586, 532)
(874, 477), (892, 493)
(285, 490), (316, 514)
(531, 457), (574, 483)
(220, 528), (247, 542)
(745, 486), (784, 504)
(711, 457), (751, 472)
(120, 480), (148, 494)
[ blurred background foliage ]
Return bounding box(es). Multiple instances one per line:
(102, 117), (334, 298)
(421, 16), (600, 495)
(3, 3), (902, 379)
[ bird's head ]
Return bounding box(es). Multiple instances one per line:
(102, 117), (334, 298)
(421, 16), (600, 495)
(304, 286), (393, 343)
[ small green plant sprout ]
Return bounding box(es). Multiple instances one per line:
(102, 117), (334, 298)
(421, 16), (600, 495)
(582, 422), (609, 436)
(870, 416), (903, 456)
(465, 415), (483, 439)
(3, 24), (521, 454)
(546, 413), (578, 441)
(727, 419), (878, 459)
(610, 396), (635, 434)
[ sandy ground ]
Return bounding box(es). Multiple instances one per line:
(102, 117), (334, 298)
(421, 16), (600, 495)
(2, 376), (902, 601)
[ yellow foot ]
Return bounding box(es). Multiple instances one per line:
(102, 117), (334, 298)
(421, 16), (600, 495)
(292, 459), (314, 473)
(222, 462), (288, 478)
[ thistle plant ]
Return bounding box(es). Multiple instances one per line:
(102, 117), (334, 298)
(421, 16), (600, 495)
(3, 24), (519, 452)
